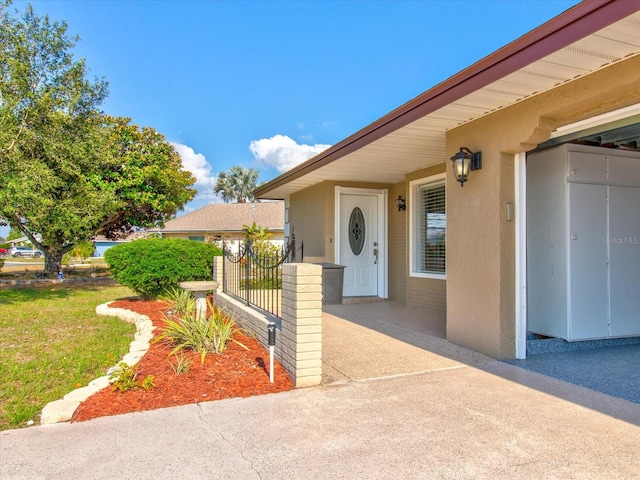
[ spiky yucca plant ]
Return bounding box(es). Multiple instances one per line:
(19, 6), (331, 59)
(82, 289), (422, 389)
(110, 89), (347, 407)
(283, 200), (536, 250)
(157, 300), (249, 364)
(161, 287), (197, 317)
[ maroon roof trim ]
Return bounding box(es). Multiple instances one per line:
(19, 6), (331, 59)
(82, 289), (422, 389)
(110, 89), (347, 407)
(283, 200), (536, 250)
(255, 0), (639, 198)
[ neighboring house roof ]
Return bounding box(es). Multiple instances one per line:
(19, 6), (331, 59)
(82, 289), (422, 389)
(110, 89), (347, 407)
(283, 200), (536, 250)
(92, 231), (152, 243)
(8, 236), (29, 246)
(255, 0), (640, 199)
(159, 202), (284, 234)
(8, 235), (42, 246)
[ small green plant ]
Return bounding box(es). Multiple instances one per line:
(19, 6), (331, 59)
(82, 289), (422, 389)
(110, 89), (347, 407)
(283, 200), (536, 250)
(140, 375), (156, 391)
(241, 276), (282, 290)
(109, 362), (138, 392)
(243, 221), (272, 243)
(108, 362), (156, 392)
(158, 301), (249, 364)
(62, 240), (95, 265)
(168, 352), (192, 375)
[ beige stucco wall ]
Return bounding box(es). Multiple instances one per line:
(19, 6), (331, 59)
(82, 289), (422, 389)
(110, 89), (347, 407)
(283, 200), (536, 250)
(288, 182), (335, 262)
(288, 180), (390, 264)
(446, 54), (640, 359)
(388, 182), (406, 301)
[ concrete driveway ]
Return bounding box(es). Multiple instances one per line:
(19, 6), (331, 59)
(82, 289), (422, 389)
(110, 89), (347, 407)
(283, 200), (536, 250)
(3, 301), (640, 479)
(2, 361), (640, 479)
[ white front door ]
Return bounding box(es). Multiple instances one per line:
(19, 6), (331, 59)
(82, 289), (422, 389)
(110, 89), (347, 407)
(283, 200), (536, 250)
(340, 193), (379, 297)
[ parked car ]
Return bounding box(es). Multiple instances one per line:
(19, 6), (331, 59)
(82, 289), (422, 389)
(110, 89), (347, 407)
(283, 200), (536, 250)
(0, 248), (7, 257)
(9, 246), (43, 258)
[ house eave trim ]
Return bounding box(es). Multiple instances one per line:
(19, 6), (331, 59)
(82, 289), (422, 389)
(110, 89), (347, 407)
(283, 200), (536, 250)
(255, 0), (639, 199)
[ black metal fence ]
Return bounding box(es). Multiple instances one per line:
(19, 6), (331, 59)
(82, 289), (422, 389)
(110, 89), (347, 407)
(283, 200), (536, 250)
(222, 235), (303, 318)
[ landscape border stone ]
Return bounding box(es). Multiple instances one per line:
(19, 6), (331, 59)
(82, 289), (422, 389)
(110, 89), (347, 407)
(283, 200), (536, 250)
(0, 277), (115, 288)
(39, 301), (155, 425)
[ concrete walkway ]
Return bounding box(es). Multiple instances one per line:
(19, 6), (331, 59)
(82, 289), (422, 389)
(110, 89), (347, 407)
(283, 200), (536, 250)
(3, 300), (640, 479)
(322, 301), (492, 384)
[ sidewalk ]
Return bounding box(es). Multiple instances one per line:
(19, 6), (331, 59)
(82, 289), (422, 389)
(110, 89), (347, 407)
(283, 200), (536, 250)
(3, 361), (640, 479)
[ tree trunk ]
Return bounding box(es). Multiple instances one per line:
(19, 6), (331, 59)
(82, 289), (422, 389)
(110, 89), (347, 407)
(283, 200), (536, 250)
(44, 251), (64, 277)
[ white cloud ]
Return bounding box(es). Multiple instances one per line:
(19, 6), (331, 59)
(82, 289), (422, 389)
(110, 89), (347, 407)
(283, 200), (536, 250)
(249, 135), (331, 173)
(170, 142), (216, 189)
(170, 142), (220, 212)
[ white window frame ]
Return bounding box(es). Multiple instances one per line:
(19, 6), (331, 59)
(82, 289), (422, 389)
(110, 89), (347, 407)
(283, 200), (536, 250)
(409, 173), (446, 279)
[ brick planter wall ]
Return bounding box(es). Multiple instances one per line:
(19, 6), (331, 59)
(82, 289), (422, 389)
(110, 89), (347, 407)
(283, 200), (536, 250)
(212, 257), (322, 388)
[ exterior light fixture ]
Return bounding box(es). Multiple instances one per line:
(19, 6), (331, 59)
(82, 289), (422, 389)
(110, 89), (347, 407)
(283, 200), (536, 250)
(395, 195), (406, 211)
(450, 147), (482, 187)
(268, 323), (276, 383)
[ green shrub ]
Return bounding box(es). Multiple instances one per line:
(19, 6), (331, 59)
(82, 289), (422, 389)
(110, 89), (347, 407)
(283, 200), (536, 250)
(105, 238), (221, 299)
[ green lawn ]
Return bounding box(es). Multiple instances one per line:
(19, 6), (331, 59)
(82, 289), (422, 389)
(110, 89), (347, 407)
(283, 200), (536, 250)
(0, 284), (136, 430)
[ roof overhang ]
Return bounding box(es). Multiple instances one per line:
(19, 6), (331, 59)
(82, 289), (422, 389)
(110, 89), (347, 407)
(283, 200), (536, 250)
(255, 0), (640, 200)
(159, 228), (284, 234)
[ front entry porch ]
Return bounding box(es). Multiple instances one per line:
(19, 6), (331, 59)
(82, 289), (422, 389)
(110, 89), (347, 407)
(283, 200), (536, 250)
(321, 301), (491, 384)
(323, 301), (640, 406)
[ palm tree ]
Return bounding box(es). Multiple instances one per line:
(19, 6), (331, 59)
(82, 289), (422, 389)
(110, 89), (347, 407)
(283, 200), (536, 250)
(214, 166), (260, 203)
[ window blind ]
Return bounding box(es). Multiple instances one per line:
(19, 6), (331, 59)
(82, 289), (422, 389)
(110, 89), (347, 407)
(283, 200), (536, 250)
(418, 182), (446, 273)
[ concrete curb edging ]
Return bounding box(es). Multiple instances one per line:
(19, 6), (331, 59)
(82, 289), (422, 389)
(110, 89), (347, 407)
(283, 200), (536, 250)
(39, 302), (155, 425)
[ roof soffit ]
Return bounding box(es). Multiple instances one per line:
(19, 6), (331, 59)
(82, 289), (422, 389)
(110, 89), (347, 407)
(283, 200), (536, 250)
(256, 2), (640, 199)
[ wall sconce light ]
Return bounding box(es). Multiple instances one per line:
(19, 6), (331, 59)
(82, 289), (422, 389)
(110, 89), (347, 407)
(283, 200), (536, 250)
(395, 195), (406, 211)
(450, 147), (482, 187)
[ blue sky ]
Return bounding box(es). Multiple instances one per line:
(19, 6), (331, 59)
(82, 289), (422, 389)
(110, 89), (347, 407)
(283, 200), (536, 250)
(3, 0), (579, 239)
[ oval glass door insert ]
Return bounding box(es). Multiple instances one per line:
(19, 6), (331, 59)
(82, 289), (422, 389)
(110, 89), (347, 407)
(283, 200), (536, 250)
(349, 207), (365, 255)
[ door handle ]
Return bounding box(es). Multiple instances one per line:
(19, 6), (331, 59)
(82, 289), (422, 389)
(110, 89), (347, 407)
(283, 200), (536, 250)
(373, 248), (378, 264)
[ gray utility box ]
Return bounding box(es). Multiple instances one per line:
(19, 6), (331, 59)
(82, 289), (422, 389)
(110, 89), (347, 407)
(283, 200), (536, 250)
(316, 263), (345, 305)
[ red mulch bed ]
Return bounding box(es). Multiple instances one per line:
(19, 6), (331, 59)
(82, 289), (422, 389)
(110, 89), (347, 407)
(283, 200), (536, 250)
(72, 299), (293, 422)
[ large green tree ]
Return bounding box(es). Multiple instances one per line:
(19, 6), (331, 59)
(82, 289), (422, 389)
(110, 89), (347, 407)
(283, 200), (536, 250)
(214, 165), (260, 203)
(95, 116), (197, 239)
(0, 3), (196, 275)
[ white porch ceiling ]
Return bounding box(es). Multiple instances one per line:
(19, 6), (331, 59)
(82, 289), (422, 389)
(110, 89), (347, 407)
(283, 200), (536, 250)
(259, 10), (640, 199)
